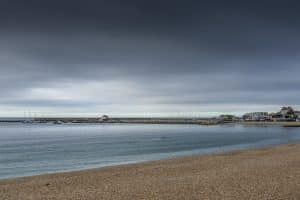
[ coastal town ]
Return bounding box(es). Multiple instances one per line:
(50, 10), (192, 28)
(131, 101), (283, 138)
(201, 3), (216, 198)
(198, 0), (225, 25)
(219, 106), (300, 123)
(243, 106), (300, 122)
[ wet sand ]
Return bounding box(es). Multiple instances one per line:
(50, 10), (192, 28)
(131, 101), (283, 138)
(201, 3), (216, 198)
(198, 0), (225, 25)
(1, 143), (300, 200)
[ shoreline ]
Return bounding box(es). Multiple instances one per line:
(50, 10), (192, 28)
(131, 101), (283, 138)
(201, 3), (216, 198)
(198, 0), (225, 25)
(1, 143), (300, 199)
(240, 121), (300, 127)
(2, 117), (300, 127)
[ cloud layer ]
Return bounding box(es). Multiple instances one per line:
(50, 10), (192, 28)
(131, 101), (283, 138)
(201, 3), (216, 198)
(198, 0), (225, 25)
(0, 1), (300, 116)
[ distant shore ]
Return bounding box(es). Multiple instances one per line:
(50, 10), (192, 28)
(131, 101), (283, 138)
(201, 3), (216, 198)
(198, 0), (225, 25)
(1, 143), (300, 199)
(240, 121), (300, 127)
(2, 117), (300, 127)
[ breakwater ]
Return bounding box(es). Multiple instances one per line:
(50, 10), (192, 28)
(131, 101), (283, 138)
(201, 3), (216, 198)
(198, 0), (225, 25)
(1, 117), (223, 125)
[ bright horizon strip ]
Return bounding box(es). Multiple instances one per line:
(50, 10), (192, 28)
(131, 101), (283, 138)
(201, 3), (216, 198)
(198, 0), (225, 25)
(0, 104), (299, 118)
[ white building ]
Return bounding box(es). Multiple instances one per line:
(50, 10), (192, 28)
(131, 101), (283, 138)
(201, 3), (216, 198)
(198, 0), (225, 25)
(243, 112), (269, 121)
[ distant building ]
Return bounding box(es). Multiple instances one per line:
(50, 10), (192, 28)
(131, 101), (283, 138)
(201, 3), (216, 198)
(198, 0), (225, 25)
(218, 115), (238, 122)
(295, 111), (300, 121)
(279, 106), (294, 115)
(269, 113), (282, 121)
(243, 112), (269, 121)
(280, 107), (297, 121)
(270, 106), (298, 121)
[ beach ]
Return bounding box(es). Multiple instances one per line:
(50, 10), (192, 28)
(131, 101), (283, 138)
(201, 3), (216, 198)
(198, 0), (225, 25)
(1, 143), (300, 200)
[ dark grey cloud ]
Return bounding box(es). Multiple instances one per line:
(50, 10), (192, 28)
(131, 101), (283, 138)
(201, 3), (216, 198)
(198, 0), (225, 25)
(0, 0), (300, 116)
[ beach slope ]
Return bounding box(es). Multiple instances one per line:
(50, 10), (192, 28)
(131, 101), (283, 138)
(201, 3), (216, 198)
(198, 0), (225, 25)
(1, 143), (300, 200)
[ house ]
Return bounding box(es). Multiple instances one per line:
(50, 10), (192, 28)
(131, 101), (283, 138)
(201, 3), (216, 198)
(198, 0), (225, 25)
(279, 106), (297, 121)
(295, 111), (300, 122)
(269, 113), (283, 121)
(279, 106), (294, 115)
(243, 112), (269, 121)
(269, 106), (298, 121)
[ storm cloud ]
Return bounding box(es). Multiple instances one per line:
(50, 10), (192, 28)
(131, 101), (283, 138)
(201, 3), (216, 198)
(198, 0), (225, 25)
(0, 0), (300, 116)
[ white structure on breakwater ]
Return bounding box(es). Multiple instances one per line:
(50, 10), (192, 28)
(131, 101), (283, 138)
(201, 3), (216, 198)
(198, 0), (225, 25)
(98, 115), (110, 122)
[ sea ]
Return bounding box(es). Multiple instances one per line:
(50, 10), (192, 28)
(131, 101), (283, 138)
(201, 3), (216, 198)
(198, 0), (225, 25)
(0, 123), (300, 180)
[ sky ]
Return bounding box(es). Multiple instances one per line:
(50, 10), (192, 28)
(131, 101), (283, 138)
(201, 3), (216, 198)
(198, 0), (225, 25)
(0, 0), (300, 117)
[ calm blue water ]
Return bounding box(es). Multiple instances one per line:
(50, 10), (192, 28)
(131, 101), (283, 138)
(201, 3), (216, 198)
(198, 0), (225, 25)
(0, 123), (300, 179)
